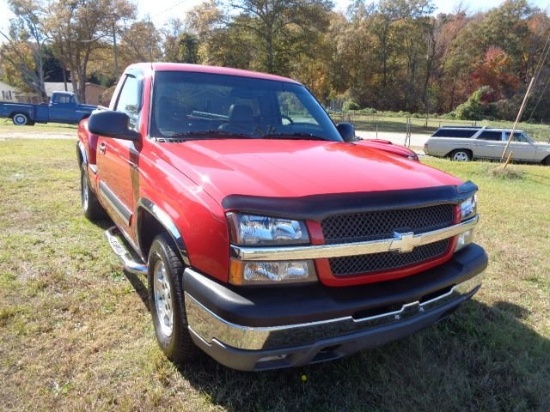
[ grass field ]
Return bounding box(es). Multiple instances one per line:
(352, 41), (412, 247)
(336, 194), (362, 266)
(1, 134), (549, 411)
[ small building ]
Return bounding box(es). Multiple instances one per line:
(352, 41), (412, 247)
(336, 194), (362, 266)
(44, 82), (108, 106)
(0, 80), (107, 105)
(0, 81), (20, 102)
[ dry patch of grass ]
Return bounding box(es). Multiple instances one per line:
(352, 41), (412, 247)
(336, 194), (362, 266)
(488, 165), (524, 180)
(1, 139), (549, 411)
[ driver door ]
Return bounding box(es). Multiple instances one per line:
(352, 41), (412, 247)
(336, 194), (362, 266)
(504, 132), (537, 162)
(96, 74), (142, 237)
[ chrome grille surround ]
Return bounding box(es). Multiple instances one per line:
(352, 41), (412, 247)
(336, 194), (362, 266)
(230, 216), (478, 262)
(321, 205), (455, 275)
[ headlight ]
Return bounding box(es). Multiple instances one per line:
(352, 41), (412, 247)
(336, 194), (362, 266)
(230, 259), (317, 285)
(456, 195), (477, 251)
(227, 213), (310, 246)
(227, 213), (316, 285)
(460, 195), (477, 221)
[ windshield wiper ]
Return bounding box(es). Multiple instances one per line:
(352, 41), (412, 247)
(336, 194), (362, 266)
(261, 133), (330, 141)
(157, 130), (332, 142)
(163, 130), (254, 140)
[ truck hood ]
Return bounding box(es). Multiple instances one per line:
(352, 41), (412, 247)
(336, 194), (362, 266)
(156, 139), (462, 205)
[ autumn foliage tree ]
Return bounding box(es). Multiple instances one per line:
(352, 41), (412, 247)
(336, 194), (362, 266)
(471, 47), (521, 101)
(0, 0), (49, 101)
(227, 0), (334, 75)
(44, 0), (137, 103)
(1, 0), (549, 121)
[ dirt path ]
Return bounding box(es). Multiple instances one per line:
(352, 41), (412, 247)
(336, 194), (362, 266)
(356, 130), (429, 149)
(0, 130), (75, 140)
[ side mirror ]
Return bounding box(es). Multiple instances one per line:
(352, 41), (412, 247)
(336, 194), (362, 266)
(88, 110), (140, 141)
(336, 122), (356, 142)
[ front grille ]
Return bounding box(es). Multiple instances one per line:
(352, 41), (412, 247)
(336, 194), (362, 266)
(321, 205), (454, 276)
(322, 205), (454, 244)
(330, 239), (451, 275)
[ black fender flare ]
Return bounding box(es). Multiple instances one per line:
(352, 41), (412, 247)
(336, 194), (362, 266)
(137, 198), (190, 266)
(76, 140), (88, 166)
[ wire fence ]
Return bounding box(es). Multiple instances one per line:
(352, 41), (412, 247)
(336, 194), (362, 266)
(330, 111), (550, 142)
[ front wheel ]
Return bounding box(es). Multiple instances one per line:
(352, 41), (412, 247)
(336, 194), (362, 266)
(148, 234), (195, 364)
(12, 113), (30, 126)
(450, 149), (471, 162)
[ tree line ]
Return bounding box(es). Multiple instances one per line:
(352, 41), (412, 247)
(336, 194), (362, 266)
(1, 0), (550, 122)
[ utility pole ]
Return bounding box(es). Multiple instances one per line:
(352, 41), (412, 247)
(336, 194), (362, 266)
(500, 77), (535, 165)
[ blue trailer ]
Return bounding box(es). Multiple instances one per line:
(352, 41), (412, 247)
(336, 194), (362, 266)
(0, 91), (96, 126)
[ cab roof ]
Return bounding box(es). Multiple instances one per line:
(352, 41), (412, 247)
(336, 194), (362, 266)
(125, 62), (301, 85)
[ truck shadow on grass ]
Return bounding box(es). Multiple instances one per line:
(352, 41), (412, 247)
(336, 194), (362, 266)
(123, 270), (150, 311)
(117, 263), (549, 410)
(92, 214), (151, 311)
(172, 300), (550, 411)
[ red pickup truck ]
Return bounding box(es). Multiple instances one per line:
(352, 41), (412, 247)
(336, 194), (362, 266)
(77, 63), (487, 371)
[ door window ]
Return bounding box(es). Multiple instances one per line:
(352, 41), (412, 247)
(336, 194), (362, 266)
(115, 75), (141, 129)
(477, 131), (502, 141)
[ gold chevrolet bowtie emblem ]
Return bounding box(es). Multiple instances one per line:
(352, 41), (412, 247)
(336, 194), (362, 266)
(391, 231), (417, 253)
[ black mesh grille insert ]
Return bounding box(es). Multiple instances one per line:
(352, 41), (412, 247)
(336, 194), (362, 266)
(321, 204), (454, 244)
(329, 239), (451, 276)
(321, 205), (455, 276)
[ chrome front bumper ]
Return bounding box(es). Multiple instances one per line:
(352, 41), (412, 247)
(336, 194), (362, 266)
(183, 243), (487, 371)
(185, 272), (482, 352)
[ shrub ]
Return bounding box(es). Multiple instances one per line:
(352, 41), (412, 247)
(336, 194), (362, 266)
(455, 86), (494, 120)
(343, 99), (360, 111)
(489, 96), (523, 122)
(360, 107), (377, 114)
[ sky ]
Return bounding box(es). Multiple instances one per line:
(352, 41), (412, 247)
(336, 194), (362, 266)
(0, 0), (549, 37)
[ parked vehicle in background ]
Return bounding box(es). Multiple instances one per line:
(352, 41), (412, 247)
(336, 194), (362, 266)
(0, 91), (96, 125)
(77, 62), (487, 371)
(424, 126), (550, 165)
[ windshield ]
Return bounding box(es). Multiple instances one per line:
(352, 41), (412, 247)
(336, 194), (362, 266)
(150, 71), (342, 142)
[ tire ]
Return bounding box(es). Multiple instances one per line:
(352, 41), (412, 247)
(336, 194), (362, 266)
(12, 113), (29, 126)
(450, 149), (471, 162)
(148, 233), (195, 364)
(543, 156), (550, 166)
(80, 162), (105, 221)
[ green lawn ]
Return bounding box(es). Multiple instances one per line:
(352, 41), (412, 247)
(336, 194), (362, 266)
(1, 137), (549, 411)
